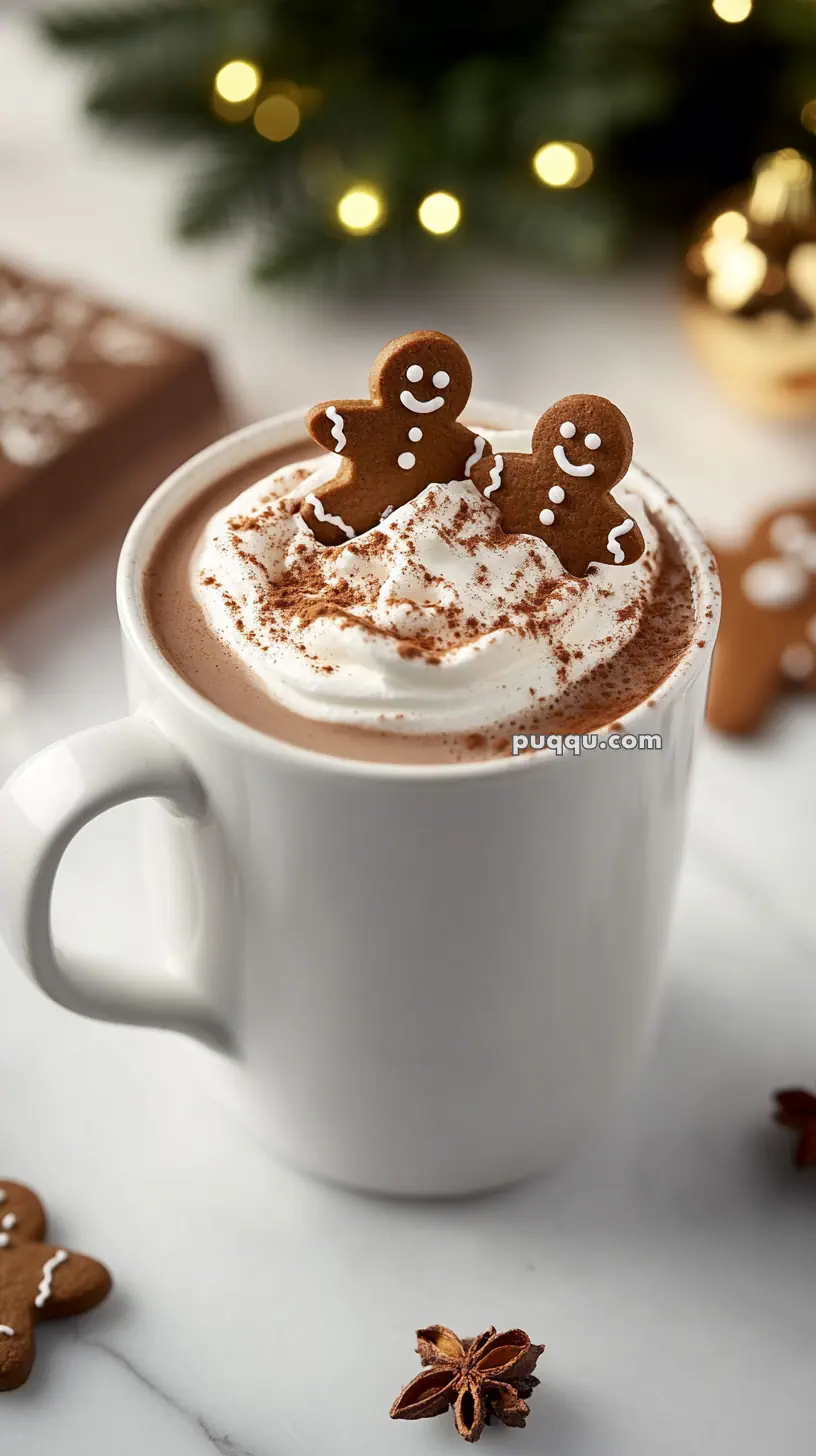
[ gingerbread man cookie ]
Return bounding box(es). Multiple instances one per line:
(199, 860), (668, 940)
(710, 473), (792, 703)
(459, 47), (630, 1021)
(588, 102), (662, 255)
(300, 330), (487, 546)
(470, 394), (644, 577)
(0, 1180), (112, 1391)
(707, 500), (816, 733)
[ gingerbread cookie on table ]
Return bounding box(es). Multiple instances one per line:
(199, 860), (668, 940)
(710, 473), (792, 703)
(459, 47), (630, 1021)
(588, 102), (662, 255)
(471, 394), (644, 577)
(300, 330), (487, 546)
(707, 501), (816, 734)
(0, 1181), (112, 1391)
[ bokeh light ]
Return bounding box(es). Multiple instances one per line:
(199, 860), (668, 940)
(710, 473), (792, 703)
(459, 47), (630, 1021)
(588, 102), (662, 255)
(214, 60), (261, 104)
(532, 142), (594, 189)
(711, 210), (748, 242)
(711, 0), (752, 22)
(801, 99), (816, 134)
(417, 191), (462, 235)
(253, 94), (301, 141)
(336, 185), (386, 234)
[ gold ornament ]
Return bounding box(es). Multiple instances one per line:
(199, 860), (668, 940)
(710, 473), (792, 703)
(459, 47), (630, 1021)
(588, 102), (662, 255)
(682, 149), (816, 418)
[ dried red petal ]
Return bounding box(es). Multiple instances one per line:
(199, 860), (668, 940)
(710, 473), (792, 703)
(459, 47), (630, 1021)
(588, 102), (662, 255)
(454, 1379), (486, 1443)
(390, 1368), (458, 1422)
(774, 1088), (816, 1130)
(473, 1328), (545, 1383)
(794, 1124), (816, 1169)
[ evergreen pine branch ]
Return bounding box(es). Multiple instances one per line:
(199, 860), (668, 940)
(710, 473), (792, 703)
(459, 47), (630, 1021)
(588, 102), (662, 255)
(252, 226), (341, 286)
(178, 143), (293, 240)
(84, 64), (213, 137)
(549, 0), (681, 69)
(477, 178), (628, 270)
(38, 0), (816, 290)
(42, 0), (205, 50)
(760, 0), (816, 44)
(74, 19), (242, 136)
(252, 215), (457, 292)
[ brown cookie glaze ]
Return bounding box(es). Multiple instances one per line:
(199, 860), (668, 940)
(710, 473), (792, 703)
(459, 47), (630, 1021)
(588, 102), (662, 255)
(471, 394), (643, 577)
(0, 1180), (112, 1392)
(300, 330), (487, 546)
(707, 500), (816, 733)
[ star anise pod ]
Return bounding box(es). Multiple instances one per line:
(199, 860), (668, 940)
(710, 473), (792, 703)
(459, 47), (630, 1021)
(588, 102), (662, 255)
(773, 1087), (816, 1168)
(390, 1324), (545, 1443)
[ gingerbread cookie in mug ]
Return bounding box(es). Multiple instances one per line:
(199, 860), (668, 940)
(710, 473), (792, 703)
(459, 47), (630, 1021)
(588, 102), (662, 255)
(471, 394), (644, 578)
(300, 330), (488, 546)
(707, 500), (816, 734)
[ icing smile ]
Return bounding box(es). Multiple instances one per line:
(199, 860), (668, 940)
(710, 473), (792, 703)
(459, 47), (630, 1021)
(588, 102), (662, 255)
(400, 390), (445, 414)
(553, 444), (595, 478)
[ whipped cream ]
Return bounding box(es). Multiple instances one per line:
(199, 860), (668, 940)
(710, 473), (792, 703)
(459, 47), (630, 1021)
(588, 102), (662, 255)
(193, 429), (661, 734)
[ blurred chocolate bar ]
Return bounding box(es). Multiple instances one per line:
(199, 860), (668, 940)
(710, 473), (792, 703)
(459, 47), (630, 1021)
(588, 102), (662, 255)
(0, 262), (227, 616)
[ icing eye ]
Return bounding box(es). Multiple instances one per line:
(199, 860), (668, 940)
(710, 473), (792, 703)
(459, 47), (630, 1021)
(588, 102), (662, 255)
(432, 370), (450, 388)
(406, 364), (424, 383)
(584, 433), (601, 449)
(408, 426), (423, 441)
(559, 421), (576, 438)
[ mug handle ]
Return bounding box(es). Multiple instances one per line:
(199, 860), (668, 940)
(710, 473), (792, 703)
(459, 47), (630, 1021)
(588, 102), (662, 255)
(0, 714), (232, 1050)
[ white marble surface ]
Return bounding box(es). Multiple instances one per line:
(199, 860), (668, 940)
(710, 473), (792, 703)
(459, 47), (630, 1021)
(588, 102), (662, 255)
(1, 18), (815, 1455)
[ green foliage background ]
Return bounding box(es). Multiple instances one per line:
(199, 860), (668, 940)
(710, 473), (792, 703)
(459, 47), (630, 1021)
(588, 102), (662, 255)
(42, 0), (816, 289)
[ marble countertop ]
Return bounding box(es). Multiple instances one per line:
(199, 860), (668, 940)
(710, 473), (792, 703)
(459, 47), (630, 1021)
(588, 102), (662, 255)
(1, 19), (815, 1456)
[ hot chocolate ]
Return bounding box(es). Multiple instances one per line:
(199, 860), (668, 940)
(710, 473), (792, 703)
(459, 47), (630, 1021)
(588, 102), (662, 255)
(144, 329), (697, 764)
(144, 434), (696, 765)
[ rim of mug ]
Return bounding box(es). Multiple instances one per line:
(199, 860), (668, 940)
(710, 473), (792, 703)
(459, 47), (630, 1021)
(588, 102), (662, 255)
(119, 402), (721, 782)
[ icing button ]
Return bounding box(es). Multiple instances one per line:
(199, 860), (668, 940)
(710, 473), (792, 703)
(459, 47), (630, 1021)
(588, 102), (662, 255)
(741, 557), (809, 610)
(768, 513), (809, 553)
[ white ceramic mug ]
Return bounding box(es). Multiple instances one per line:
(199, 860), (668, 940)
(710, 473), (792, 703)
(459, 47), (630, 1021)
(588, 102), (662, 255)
(0, 407), (720, 1196)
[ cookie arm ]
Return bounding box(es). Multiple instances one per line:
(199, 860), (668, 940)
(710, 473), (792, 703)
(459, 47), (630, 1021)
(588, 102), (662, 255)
(300, 474), (357, 547)
(459, 426), (489, 480)
(550, 501), (645, 578)
(306, 400), (370, 456)
(38, 1248), (112, 1321)
(0, 1307), (35, 1392)
(606, 507), (644, 568)
(469, 451), (500, 499)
